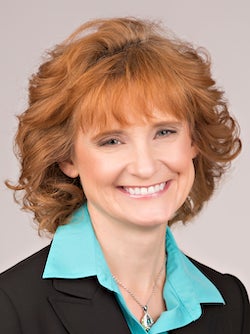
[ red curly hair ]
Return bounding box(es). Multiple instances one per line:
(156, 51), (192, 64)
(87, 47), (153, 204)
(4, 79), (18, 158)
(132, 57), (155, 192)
(7, 17), (241, 233)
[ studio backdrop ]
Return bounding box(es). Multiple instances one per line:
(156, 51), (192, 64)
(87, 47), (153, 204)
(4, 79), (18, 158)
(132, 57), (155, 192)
(1, 0), (249, 292)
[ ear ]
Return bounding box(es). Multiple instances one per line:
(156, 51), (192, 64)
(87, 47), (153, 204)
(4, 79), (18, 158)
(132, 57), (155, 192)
(191, 142), (199, 159)
(59, 160), (79, 178)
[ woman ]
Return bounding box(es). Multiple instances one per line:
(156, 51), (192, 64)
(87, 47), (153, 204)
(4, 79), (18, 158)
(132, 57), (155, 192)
(1, 17), (249, 333)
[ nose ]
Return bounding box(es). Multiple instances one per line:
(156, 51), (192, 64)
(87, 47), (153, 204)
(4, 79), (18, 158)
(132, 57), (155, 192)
(127, 144), (158, 179)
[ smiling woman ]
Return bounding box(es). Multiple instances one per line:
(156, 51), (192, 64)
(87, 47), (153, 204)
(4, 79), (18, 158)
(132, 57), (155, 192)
(1, 17), (249, 334)
(60, 118), (196, 228)
(6, 18), (241, 232)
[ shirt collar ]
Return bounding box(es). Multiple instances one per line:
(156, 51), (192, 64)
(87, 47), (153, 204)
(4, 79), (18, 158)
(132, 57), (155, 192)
(165, 227), (224, 305)
(149, 227), (225, 332)
(43, 203), (224, 329)
(43, 204), (112, 287)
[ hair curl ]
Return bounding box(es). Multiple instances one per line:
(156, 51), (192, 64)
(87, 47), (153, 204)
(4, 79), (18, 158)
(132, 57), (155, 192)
(7, 17), (241, 233)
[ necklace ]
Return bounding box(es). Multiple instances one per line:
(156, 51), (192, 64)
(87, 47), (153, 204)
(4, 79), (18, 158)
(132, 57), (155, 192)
(112, 256), (166, 332)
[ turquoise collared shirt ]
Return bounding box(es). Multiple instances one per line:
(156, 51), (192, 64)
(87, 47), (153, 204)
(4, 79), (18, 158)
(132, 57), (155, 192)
(43, 204), (224, 333)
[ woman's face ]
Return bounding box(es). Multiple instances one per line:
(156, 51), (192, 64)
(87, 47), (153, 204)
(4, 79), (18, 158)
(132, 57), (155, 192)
(60, 112), (197, 228)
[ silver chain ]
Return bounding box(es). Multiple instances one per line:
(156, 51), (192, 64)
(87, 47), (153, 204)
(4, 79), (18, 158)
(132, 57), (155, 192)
(112, 255), (166, 311)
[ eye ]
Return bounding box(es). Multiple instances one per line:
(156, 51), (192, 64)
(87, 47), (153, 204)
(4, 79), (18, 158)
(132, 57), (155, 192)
(156, 129), (176, 137)
(99, 138), (122, 146)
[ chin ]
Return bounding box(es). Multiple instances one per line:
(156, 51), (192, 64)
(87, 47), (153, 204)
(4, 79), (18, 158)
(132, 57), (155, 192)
(127, 211), (171, 227)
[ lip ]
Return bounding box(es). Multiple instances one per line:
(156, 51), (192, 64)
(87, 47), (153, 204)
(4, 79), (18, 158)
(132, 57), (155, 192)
(118, 181), (171, 198)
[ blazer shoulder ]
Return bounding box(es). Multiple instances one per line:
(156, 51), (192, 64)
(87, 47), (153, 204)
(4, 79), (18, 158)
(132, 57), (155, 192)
(188, 257), (250, 333)
(189, 257), (249, 300)
(0, 245), (50, 288)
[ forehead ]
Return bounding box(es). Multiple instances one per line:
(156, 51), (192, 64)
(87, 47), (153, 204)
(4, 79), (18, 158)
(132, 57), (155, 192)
(76, 81), (189, 135)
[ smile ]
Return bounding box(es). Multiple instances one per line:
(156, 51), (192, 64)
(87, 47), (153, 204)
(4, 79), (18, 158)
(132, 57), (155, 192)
(122, 182), (167, 196)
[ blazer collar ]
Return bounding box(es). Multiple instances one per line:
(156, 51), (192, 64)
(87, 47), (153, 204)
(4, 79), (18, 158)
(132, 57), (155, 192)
(48, 276), (131, 334)
(48, 276), (227, 334)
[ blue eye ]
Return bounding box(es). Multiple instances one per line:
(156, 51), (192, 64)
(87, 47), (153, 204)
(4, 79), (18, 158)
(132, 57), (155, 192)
(156, 129), (176, 137)
(100, 138), (121, 146)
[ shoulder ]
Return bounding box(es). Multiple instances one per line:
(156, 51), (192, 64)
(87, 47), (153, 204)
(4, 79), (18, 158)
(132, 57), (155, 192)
(189, 256), (249, 303)
(0, 246), (51, 290)
(0, 245), (55, 329)
(189, 257), (250, 330)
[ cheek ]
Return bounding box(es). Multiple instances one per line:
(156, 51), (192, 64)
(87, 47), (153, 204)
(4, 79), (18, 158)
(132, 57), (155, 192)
(77, 156), (101, 188)
(166, 142), (195, 172)
(77, 153), (121, 191)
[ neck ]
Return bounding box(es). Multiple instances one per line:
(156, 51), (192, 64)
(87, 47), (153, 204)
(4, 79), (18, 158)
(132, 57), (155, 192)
(88, 204), (167, 324)
(88, 204), (167, 291)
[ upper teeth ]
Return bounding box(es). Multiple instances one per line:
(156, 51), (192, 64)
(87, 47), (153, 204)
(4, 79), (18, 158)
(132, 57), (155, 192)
(124, 182), (166, 196)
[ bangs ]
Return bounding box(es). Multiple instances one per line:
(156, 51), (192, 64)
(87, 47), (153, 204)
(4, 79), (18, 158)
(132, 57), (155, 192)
(74, 42), (193, 133)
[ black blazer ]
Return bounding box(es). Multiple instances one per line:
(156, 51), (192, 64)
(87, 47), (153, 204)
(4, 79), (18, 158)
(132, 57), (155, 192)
(0, 246), (249, 333)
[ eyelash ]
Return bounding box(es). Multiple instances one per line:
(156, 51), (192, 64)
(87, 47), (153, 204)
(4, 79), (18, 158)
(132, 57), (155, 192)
(155, 129), (177, 137)
(99, 138), (122, 146)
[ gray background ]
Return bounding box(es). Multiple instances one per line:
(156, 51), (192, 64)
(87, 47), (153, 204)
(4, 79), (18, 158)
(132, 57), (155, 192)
(1, 0), (249, 293)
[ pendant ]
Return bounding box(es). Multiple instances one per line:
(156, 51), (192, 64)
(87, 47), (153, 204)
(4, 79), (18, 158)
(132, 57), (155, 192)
(141, 306), (154, 332)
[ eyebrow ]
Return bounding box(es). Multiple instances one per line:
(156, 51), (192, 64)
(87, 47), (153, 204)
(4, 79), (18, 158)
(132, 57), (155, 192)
(90, 130), (125, 142)
(152, 121), (183, 129)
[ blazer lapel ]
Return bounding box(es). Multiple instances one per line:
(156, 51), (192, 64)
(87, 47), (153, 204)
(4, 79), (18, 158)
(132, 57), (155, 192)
(48, 277), (229, 334)
(48, 276), (131, 334)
